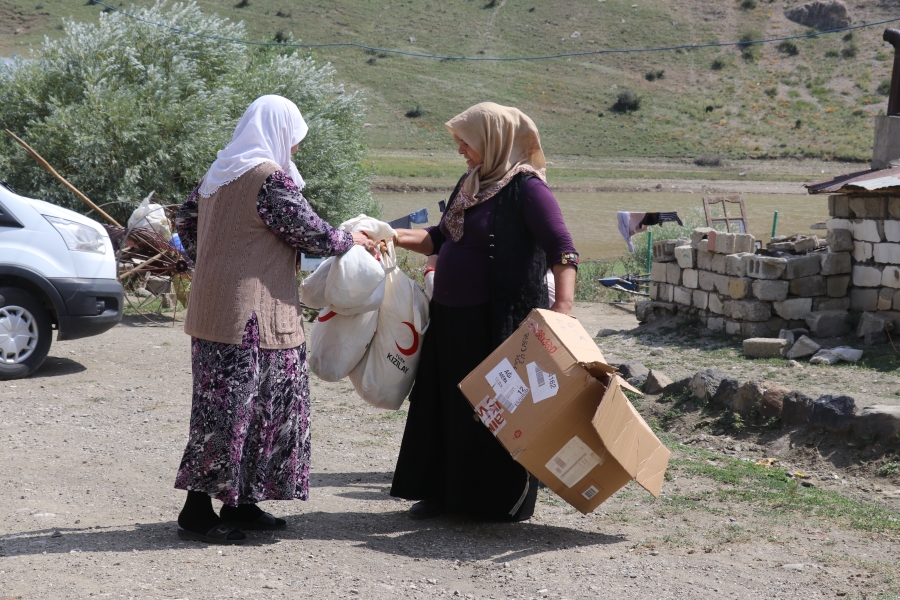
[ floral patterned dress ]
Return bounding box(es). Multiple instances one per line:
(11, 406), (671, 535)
(173, 170), (353, 506)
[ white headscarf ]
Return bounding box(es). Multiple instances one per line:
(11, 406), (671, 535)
(198, 95), (309, 198)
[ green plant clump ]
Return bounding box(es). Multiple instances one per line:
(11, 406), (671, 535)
(644, 69), (665, 82)
(0, 2), (377, 226)
(776, 40), (799, 56)
(842, 44), (859, 59)
(878, 79), (892, 96)
(738, 31), (761, 62)
(612, 90), (642, 112)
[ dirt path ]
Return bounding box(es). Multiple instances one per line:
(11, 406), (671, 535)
(1, 310), (898, 599)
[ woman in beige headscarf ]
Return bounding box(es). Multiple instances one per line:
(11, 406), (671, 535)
(389, 102), (579, 521)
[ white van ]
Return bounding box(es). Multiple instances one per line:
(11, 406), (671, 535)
(0, 180), (123, 380)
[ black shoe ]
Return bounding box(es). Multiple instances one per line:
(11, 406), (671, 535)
(221, 511), (287, 531)
(176, 524), (246, 545)
(409, 500), (443, 520)
(220, 504), (287, 531)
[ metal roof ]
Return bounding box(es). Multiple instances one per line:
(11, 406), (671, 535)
(806, 165), (900, 195)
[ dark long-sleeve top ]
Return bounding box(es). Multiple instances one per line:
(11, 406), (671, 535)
(175, 170), (354, 264)
(427, 177), (578, 307)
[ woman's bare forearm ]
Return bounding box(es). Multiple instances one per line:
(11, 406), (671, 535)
(394, 228), (434, 255)
(550, 263), (576, 315)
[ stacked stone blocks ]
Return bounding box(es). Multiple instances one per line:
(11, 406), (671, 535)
(645, 228), (852, 338)
(828, 194), (900, 326)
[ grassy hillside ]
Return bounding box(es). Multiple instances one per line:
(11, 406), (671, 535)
(1, 0), (899, 161)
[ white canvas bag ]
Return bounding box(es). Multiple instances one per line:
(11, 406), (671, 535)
(299, 256), (334, 309)
(324, 245), (386, 310)
(349, 243), (430, 410)
(340, 214), (396, 243)
(308, 306), (379, 382)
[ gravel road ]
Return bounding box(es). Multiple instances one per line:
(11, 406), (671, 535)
(1, 307), (898, 599)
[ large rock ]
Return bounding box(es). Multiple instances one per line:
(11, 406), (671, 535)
(805, 311), (851, 337)
(663, 377), (691, 395)
(731, 299), (772, 322)
(809, 347), (863, 364)
(784, 254), (821, 279)
(773, 298), (813, 320)
(743, 337), (790, 358)
(711, 376), (740, 406)
(674, 245), (696, 269)
(784, 1), (851, 32)
(616, 362), (649, 380)
(689, 369), (730, 403)
(760, 384), (791, 419)
(644, 370), (674, 395)
(826, 228), (854, 252)
(730, 380), (766, 414)
(853, 405), (900, 440)
(819, 252), (852, 275)
(785, 335), (820, 359)
(789, 275), (826, 297)
(782, 391), (814, 425)
(808, 394), (856, 433)
(752, 279), (789, 302)
(857, 311), (894, 338)
(726, 253), (752, 277)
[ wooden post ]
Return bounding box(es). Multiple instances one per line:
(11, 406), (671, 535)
(4, 129), (122, 227)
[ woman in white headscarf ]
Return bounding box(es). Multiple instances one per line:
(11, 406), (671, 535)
(172, 95), (374, 544)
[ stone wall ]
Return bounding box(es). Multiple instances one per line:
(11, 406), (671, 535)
(827, 195), (900, 330)
(638, 228), (853, 338)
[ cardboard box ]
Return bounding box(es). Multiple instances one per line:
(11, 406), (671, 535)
(459, 309), (670, 514)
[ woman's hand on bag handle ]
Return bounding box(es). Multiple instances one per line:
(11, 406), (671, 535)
(351, 231), (378, 256)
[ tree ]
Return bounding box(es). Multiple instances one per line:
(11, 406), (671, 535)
(0, 1), (377, 226)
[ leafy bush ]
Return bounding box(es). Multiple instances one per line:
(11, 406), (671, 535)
(740, 0), (757, 9)
(738, 31), (761, 62)
(612, 90), (642, 113)
(776, 40), (799, 56)
(694, 156), (722, 167)
(0, 2), (377, 226)
(825, 49), (840, 58)
(764, 86), (778, 98)
(841, 44), (859, 59)
(644, 69), (665, 82)
(711, 56), (730, 71)
(878, 79), (892, 96)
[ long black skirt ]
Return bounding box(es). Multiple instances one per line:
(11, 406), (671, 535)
(390, 301), (538, 521)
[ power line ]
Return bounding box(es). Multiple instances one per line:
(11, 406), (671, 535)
(91, 1), (900, 62)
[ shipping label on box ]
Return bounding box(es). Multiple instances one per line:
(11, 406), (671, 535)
(459, 309), (670, 514)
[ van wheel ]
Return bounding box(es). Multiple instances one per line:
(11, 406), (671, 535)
(0, 287), (52, 381)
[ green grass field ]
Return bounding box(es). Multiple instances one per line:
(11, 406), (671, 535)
(0, 0), (895, 162)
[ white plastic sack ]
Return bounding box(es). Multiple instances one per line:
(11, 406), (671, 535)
(299, 256), (335, 309)
(128, 196), (172, 239)
(424, 269), (435, 301)
(340, 214), (396, 242)
(324, 245), (386, 311)
(349, 244), (430, 410)
(308, 306), (379, 382)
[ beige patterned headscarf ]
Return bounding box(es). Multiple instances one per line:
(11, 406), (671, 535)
(444, 102), (547, 242)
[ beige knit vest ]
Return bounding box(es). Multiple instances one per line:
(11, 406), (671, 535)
(184, 161), (304, 349)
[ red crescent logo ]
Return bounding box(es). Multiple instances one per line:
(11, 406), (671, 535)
(317, 310), (338, 322)
(395, 321), (419, 356)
